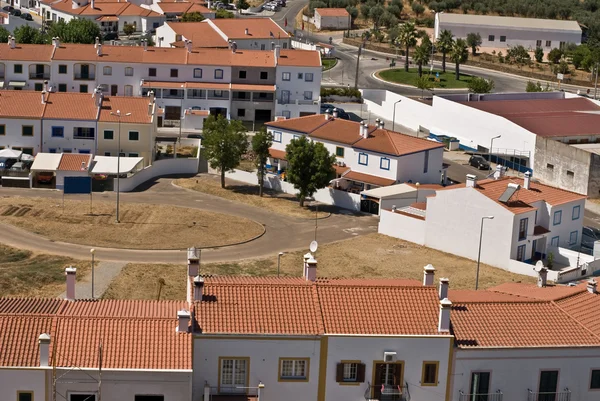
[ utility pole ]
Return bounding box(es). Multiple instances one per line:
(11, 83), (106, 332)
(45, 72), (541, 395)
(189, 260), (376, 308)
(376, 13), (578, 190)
(354, 40), (365, 90)
(594, 62), (599, 100)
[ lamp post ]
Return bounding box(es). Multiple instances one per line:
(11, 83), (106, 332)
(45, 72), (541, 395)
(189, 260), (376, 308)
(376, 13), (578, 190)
(179, 84), (185, 143)
(489, 135), (501, 171)
(110, 110), (131, 223)
(277, 252), (284, 277)
(392, 100), (402, 132)
(475, 216), (494, 290)
(90, 248), (95, 299)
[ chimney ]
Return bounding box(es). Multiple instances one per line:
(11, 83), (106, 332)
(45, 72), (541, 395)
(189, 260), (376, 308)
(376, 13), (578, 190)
(391, 205), (397, 212)
(65, 266), (76, 300)
(245, 28), (249, 35)
(41, 91), (46, 104)
(177, 309), (190, 332)
(305, 256), (317, 282)
(193, 275), (204, 301)
(186, 40), (192, 53)
(142, 38), (148, 51)
(362, 122), (369, 139)
(94, 36), (100, 48)
(231, 41), (238, 53)
(524, 171), (531, 190)
(587, 279), (598, 294)
(493, 164), (503, 180)
(375, 118), (380, 127)
(465, 174), (477, 188)
(187, 247), (200, 276)
(9, 35), (15, 49)
(39, 334), (51, 367)
(148, 102), (153, 116)
(423, 264), (435, 286)
(439, 278), (449, 300)
(379, 120), (385, 129)
(303, 252), (312, 278)
(537, 266), (548, 288)
(438, 298), (452, 332)
(271, 41), (275, 50)
(324, 109), (331, 120)
(91, 0), (95, 9)
(274, 45), (281, 60)
(332, 108), (339, 118)
(44, 80), (49, 92)
(97, 43), (102, 56)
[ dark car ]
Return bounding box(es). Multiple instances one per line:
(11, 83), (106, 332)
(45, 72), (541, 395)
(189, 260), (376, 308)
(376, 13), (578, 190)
(582, 226), (600, 251)
(10, 9), (21, 16)
(20, 12), (33, 20)
(2, 5), (14, 12)
(468, 155), (490, 170)
(320, 104), (350, 120)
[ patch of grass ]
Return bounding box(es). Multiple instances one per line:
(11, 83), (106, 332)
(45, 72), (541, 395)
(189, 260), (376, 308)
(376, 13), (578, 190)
(105, 234), (533, 300)
(322, 58), (338, 71)
(0, 197), (263, 249)
(0, 244), (89, 297)
(378, 68), (471, 89)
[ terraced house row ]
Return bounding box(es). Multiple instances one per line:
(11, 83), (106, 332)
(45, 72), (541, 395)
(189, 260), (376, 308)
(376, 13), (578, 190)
(2, 251), (600, 401)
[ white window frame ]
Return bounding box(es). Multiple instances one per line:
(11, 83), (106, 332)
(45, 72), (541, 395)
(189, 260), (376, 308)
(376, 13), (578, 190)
(282, 72), (291, 81)
(220, 358), (248, 390)
(125, 66), (134, 76)
(103, 66), (112, 76)
(273, 131), (282, 143)
(279, 359), (307, 380)
(124, 85), (133, 97)
(343, 363), (358, 382)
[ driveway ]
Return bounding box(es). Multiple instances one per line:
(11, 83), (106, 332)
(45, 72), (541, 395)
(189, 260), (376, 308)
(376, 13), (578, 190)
(0, 178), (378, 263)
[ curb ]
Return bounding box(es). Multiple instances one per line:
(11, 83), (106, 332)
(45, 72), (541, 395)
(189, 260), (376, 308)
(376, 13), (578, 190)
(371, 69), (470, 92)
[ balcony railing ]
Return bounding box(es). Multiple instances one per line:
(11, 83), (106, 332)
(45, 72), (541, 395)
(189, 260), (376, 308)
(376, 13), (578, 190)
(527, 388), (571, 401)
(74, 73), (95, 80)
(277, 99), (319, 106)
(29, 73), (50, 80)
(364, 382), (410, 401)
(459, 390), (503, 401)
(73, 134), (95, 140)
(205, 385), (259, 401)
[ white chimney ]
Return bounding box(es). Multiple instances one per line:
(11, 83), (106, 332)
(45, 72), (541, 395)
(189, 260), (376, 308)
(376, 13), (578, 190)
(271, 41), (275, 50)
(332, 108), (339, 118)
(142, 39), (148, 51)
(94, 36), (100, 48)
(587, 279), (598, 294)
(537, 266), (548, 288)
(65, 266), (76, 300)
(324, 109), (331, 120)
(97, 43), (102, 56)
(439, 278), (449, 300)
(44, 80), (49, 92)
(274, 45), (281, 60)
(177, 309), (190, 332)
(91, 0), (95, 9)
(193, 275), (204, 301)
(148, 102), (153, 115)
(375, 118), (380, 127)
(438, 298), (452, 332)
(303, 252), (312, 278)
(493, 164), (503, 180)
(231, 41), (238, 53)
(9, 36), (15, 49)
(379, 120), (385, 129)
(41, 91), (46, 104)
(245, 28), (249, 35)
(423, 264), (435, 286)
(524, 171), (531, 190)
(305, 256), (317, 282)
(186, 40), (192, 53)
(466, 174), (477, 188)
(39, 334), (51, 367)
(187, 247), (200, 276)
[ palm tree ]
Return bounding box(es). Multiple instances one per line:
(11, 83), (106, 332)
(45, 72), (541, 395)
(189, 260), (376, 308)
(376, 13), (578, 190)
(450, 38), (469, 80)
(413, 38), (431, 77)
(437, 29), (454, 73)
(397, 21), (418, 72)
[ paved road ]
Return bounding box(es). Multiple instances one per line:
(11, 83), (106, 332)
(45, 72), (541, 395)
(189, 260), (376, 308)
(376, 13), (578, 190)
(0, 178), (377, 264)
(1, 0), (42, 32)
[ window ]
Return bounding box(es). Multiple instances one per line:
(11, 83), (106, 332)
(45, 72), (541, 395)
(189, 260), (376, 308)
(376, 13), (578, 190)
(215, 69), (224, 79)
(283, 42), (288, 49)
(343, 363), (357, 381)
(304, 91), (312, 100)
(52, 126), (64, 137)
(149, 68), (157, 77)
(73, 127), (94, 139)
(104, 152), (111, 156)
(17, 391), (33, 401)
(124, 67), (134, 76)
(58, 64), (67, 74)
(35, 83), (43, 91)
(546, 40), (552, 47)
(238, 109), (246, 117)
(79, 149), (90, 154)
(0, 124), (4, 135)
(518, 218), (528, 240)
(49, 148), (57, 153)
(22, 126), (33, 137)
(553, 210), (562, 225)
(103, 66), (112, 75)
(567, 170), (574, 177)
(261, 44), (266, 50)
(297, 73), (303, 79)
(220, 358), (248, 389)
(517, 244), (526, 261)
(194, 68), (202, 78)
(135, 397), (164, 401)
(214, 90), (223, 97)
(14, 64), (23, 74)
(21, 148), (34, 155)
(58, 84), (67, 92)
(124, 85), (133, 96)
(279, 358), (308, 381)
(170, 68), (178, 78)
(336, 147), (344, 157)
(547, 163), (554, 170)
(536, 40), (542, 47)
(129, 131), (139, 141)
(560, 41), (566, 49)
(79, 84), (88, 93)
(423, 150), (429, 173)
(358, 153), (368, 165)
(305, 73), (314, 82)
(282, 110), (291, 119)
(273, 131), (282, 143)
(551, 236), (559, 247)
(500, 36), (506, 42)
(282, 72), (291, 81)
(104, 130), (114, 140)
(260, 71), (268, 80)
(573, 205), (581, 220)
(422, 362), (439, 386)
(380, 157), (390, 170)
(335, 361), (365, 383)
(488, 35), (495, 42)
(70, 395), (96, 401)
(570, 230), (578, 245)
(239, 70), (247, 79)
(591, 370), (600, 389)
(129, 153), (139, 157)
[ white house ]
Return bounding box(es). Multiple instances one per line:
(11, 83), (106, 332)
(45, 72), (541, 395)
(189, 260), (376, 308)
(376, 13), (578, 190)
(434, 13), (582, 51)
(314, 8), (351, 30)
(0, 91), (44, 155)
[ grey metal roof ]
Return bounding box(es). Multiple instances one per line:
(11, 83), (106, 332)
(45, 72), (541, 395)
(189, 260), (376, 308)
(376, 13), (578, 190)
(438, 13), (581, 33)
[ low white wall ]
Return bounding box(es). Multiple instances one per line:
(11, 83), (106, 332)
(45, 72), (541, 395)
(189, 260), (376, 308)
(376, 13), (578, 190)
(361, 90), (434, 132)
(378, 209), (426, 245)
(118, 157), (199, 192)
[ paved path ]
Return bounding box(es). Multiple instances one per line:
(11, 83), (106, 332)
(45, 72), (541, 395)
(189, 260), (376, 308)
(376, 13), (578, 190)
(0, 177), (378, 264)
(58, 261), (127, 299)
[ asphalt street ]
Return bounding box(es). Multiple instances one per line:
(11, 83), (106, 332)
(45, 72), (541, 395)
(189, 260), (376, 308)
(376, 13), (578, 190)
(1, 0), (42, 32)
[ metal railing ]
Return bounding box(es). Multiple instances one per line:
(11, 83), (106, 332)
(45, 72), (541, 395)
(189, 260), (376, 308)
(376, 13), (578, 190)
(29, 73), (50, 80)
(527, 388), (571, 401)
(74, 73), (94, 80)
(73, 134), (95, 140)
(459, 390), (503, 401)
(364, 382), (410, 401)
(206, 385), (259, 400)
(0, 169), (30, 178)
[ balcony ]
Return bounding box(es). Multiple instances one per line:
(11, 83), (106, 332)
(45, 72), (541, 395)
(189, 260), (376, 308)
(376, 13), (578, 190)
(527, 389), (571, 401)
(364, 382), (409, 401)
(74, 73), (95, 80)
(205, 386), (258, 401)
(276, 99), (319, 106)
(459, 390), (503, 401)
(29, 73), (50, 80)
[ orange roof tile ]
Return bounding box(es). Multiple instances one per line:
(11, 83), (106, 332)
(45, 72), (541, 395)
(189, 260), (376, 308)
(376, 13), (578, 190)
(556, 290), (600, 337)
(0, 91), (46, 119)
(96, 15), (119, 21)
(43, 92), (98, 120)
(447, 289), (537, 303)
(59, 299), (187, 318)
(334, 164), (350, 175)
(52, 43), (190, 64)
(343, 170), (395, 187)
(0, 315), (55, 367)
(489, 282), (587, 301)
(269, 148), (286, 160)
(99, 96), (154, 124)
(278, 49), (321, 67)
(187, 48), (275, 67)
(210, 18), (289, 39)
(58, 154), (92, 171)
(187, 3), (211, 13)
(315, 7), (350, 16)
(165, 21), (228, 48)
(231, 83), (276, 92)
(0, 298), (64, 315)
(353, 128), (445, 157)
(158, 1), (194, 13)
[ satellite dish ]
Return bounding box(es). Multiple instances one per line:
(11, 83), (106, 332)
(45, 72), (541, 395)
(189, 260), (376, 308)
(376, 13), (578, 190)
(309, 241), (318, 253)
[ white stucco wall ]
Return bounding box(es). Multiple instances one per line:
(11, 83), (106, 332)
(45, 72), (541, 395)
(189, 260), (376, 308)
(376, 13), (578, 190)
(275, 66), (321, 118)
(378, 209), (426, 245)
(42, 119), (98, 154)
(0, 368), (47, 401)
(0, 118), (42, 154)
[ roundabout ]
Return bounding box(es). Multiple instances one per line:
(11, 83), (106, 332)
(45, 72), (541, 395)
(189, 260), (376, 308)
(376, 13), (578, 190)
(377, 68), (472, 89)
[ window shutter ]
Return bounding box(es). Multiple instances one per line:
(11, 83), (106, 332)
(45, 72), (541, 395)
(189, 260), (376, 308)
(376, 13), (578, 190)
(357, 363), (366, 382)
(336, 363), (344, 382)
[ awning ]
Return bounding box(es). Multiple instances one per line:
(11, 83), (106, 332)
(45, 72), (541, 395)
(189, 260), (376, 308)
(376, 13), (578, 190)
(91, 156), (144, 174)
(534, 225), (551, 236)
(186, 82), (230, 90)
(342, 171), (396, 187)
(230, 84), (276, 92)
(0, 148), (22, 159)
(31, 153), (62, 171)
(269, 148), (286, 160)
(8, 81), (26, 88)
(141, 81), (231, 90)
(361, 183), (417, 198)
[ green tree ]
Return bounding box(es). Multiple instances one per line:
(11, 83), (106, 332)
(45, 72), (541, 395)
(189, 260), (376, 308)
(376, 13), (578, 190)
(466, 32), (482, 56)
(369, 5), (385, 27)
(0, 26), (10, 44)
(526, 81), (551, 92)
(411, 2), (425, 16)
(123, 23), (136, 38)
(181, 12), (206, 21)
(236, 0), (250, 12)
(48, 18), (101, 44)
(547, 47), (563, 63)
(285, 136), (336, 207)
(506, 45), (531, 67)
(415, 75), (433, 98)
(397, 21), (418, 72)
(379, 11), (398, 29)
(138, 34), (155, 47)
(437, 29), (454, 73)
(468, 77), (495, 93)
(413, 36), (432, 77)
(346, 6), (359, 22)
(202, 114), (248, 188)
(251, 128), (273, 197)
(450, 38), (468, 80)
(13, 25), (47, 44)
(387, 4), (402, 17)
(534, 47), (544, 63)
(215, 8), (234, 18)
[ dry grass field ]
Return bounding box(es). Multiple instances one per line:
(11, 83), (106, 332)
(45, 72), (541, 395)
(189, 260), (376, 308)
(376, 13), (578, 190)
(0, 196), (264, 249)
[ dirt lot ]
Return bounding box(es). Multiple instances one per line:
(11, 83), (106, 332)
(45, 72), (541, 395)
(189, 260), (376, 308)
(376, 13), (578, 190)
(104, 233), (533, 299)
(0, 244), (88, 298)
(175, 175), (334, 219)
(0, 196), (264, 250)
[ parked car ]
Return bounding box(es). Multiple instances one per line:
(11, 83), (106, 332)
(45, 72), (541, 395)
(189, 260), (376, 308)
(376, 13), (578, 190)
(320, 104), (350, 120)
(582, 226), (600, 251)
(10, 9), (21, 16)
(37, 172), (54, 184)
(2, 5), (14, 12)
(468, 155), (490, 170)
(20, 12), (33, 20)
(224, 3), (236, 9)
(9, 162), (27, 171)
(277, 0), (286, 6)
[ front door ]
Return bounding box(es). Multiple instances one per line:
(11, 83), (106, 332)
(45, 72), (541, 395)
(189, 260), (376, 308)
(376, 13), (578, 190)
(111, 85), (118, 96)
(538, 370), (559, 401)
(470, 372), (490, 401)
(219, 358), (248, 394)
(532, 239), (538, 261)
(373, 363), (403, 400)
(281, 90), (290, 104)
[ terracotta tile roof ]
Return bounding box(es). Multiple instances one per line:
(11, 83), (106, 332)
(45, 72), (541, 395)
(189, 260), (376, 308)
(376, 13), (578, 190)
(353, 128), (445, 157)
(0, 298), (64, 315)
(556, 291), (600, 337)
(315, 7), (350, 16)
(310, 118), (364, 144)
(0, 43), (54, 61)
(189, 48), (276, 67)
(141, 81), (231, 90)
(157, 1), (194, 13)
(43, 92), (98, 120)
(59, 300), (188, 317)
(447, 289), (536, 303)
(53, 44), (190, 65)
(96, 15), (119, 21)
(269, 148), (286, 160)
(533, 225), (551, 235)
(317, 278), (423, 286)
(186, 109), (210, 116)
(203, 276), (307, 285)
(57, 154), (92, 171)
(0, 91), (45, 118)
(99, 96), (154, 124)
(210, 18), (289, 39)
(47, 0), (160, 16)
(0, 315), (55, 367)
(343, 170), (395, 187)
(278, 49), (321, 67)
(165, 22), (228, 47)
(187, 3), (212, 13)
(489, 282), (587, 301)
(231, 83), (276, 92)
(333, 164), (350, 175)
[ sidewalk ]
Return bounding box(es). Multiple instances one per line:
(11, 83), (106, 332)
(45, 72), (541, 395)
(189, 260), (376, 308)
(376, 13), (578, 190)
(58, 261), (127, 299)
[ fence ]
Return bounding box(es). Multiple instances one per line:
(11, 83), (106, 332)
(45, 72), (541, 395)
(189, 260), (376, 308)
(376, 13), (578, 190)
(378, 209), (426, 245)
(117, 157), (200, 192)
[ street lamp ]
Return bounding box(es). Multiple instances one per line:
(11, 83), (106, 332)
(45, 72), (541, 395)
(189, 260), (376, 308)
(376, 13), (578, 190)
(110, 110), (131, 223)
(277, 252), (284, 277)
(179, 84), (185, 143)
(475, 216), (494, 290)
(489, 135), (501, 171)
(392, 99), (402, 132)
(90, 248), (95, 299)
